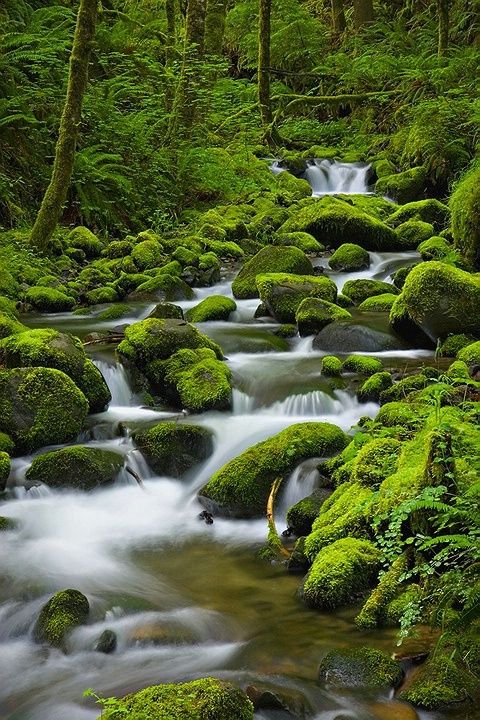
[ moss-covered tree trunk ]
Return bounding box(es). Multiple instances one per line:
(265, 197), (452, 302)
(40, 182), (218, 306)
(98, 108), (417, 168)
(204, 0), (227, 56)
(331, 0), (346, 33)
(30, 0), (98, 252)
(258, 0), (281, 147)
(437, 0), (449, 56)
(353, 0), (374, 30)
(165, 0), (176, 68)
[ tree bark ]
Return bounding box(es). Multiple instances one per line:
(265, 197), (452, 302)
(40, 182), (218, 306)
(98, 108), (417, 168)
(437, 0), (449, 56)
(258, 0), (281, 146)
(331, 0), (346, 33)
(30, 0), (98, 252)
(353, 0), (374, 30)
(165, 0), (176, 68)
(204, 0), (227, 56)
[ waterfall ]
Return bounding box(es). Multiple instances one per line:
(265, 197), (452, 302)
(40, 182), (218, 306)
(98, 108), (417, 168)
(304, 159), (371, 195)
(94, 360), (133, 406)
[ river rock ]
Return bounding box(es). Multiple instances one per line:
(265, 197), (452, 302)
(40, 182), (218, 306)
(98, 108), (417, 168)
(313, 321), (408, 352)
(133, 422), (214, 477)
(0, 367), (88, 455)
(94, 629), (117, 654)
(286, 488), (332, 536)
(257, 273), (338, 324)
(318, 647), (403, 688)
(146, 302), (184, 320)
(246, 683), (314, 717)
(342, 279), (400, 305)
(231, 245), (313, 299)
(25, 446), (124, 491)
(33, 589), (89, 649)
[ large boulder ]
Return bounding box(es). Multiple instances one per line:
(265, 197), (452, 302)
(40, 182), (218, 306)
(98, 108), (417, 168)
(450, 164), (480, 268)
(389, 295), (436, 349)
(256, 273), (338, 323)
(25, 446), (124, 490)
(185, 296), (237, 323)
(0, 451), (10, 492)
(318, 647), (402, 688)
(133, 422), (214, 477)
(375, 167), (427, 204)
(313, 321), (408, 353)
(25, 286), (75, 313)
(342, 279), (399, 305)
(0, 367), (88, 455)
(231, 246), (313, 299)
(328, 243), (370, 272)
(161, 348), (232, 413)
(0, 329), (111, 412)
(296, 298), (351, 336)
(402, 261), (480, 341)
(33, 589), (89, 649)
(198, 422), (348, 518)
(387, 199), (450, 231)
(278, 196), (398, 250)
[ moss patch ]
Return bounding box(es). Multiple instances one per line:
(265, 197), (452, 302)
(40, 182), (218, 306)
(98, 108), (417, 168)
(33, 589), (89, 649)
(185, 296), (237, 323)
(133, 422), (214, 477)
(232, 246), (313, 299)
(256, 273), (338, 323)
(26, 446), (124, 491)
(318, 646), (402, 687)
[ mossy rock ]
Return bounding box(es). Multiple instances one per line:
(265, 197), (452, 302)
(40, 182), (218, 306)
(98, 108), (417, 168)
(198, 422), (348, 518)
(321, 355), (343, 376)
(133, 422), (214, 477)
(373, 159), (396, 179)
(256, 273), (337, 324)
(67, 226), (103, 258)
(388, 295), (435, 349)
(0, 329), (111, 413)
(0, 432), (14, 454)
(299, 537), (381, 610)
(359, 293), (398, 312)
(318, 647), (402, 688)
(278, 195), (398, 250)
(131, 239), (164, 270)
(162, 348), (232, 413)
(393, 220), (434, 251)
(341, 279), (399, 305)
(417, 236), (452, 261)
(0, 268), (19, 298)
(313, 320), (407, 353)
(402, 261), (480, 341)
(85, 286), (119, 305)
(286, 488), (332, 536)
(392, 265), (417, 290)
(342, 355), (382, 376)
(450, 163), (480, 268)
(379, 375), (429, 404)
(185, 296), (237, 323)
(295, 297), (351, 336)
(232, 246), (313, 300)
(355, 554), (411, 629)
(329, 243), (370, 272)
(0, 367), (88, 455)
(273, 231), (325, 254)
(171, 246), (199, 267)
(357, 371), (393, 403)
(336, 293), (354, 308)
(274, 169), (312, 201)
(374, 401), (426, 431)
(33, 589), (89, 649)
(96, 304), (132, 321)
(128, 273), (194, 302)
(445, 359), (470, 380)
(0, 515), (16, 531)
(375, 167), (426, 204)
(25, 446), (124, 491)
(351, 438), (400, 488)
(25, 286), (75, 313)
(147, 302), (184, 320)
(104, 678), (254, 720)
(457, 340), (480, 366)
(101, 240), (134, 259)
(388, 199), (450, 231)
(0, 311), (27, 339)
(437, 333), (476, 357)
(203, 239), (244, 259)
(0, 451), (10, 492)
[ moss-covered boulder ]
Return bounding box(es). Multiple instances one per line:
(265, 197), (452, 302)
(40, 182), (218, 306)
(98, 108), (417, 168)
(130, 239), (164, 270)
(286, 488), (332, 536)
(33, 589), (89, 649)
(278, 196), (398, 250)
(256, 273), (337, 323)
(357, 371), (393, 403)
(318, 647), (402, 688)
(85, 286), (119, 305)
(392, 265), (417, 290)
(351, 438), (400, 488)
(25, 446), (124, 490)
(103, 678), (254, 720)
(0, 311), (27, 339)
(0, 367), (88, 455)
(313, 321), (407, 352)
(359, 293), (398, 312)
(102, 240), (134, 259)
(395, 220), (434, 249)
(341, 279), (399, 305)
(438, 333), (476, 357)
(375, 167), (426, 204)
(328, 243), (370, 272)
(274, 169), (312, 200)
(147, 302), (184, 320)
(379, 374), (429, 404)
(450, 163), (480, 268)
(402, 261), (480, 341)
(0, 329), (111, 413)
(298, 537), (381, 610)
(417, 236), (452, 261)
(232, 246), (313, 299)
(296, 297), (351, 336)
(387, 199), (450, 231)
(198, 422), (348, 518)
(25, 286), (76, 313)
(457, 340), (480, 365)
(320, 355), (343, 376)
(133, 422), (214, 477)
(342, 354), (382, 376)
(128, 273), (194, 302)
(67, 226), (103, 258)
(389, 295), (436, 349)
(185, 296), (237, 323)
(0, 451), (10, 491)
(162, 348), (232, 413)
(273, 231), (324, 254)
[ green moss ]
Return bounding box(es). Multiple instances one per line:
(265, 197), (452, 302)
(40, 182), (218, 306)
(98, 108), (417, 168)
(25, 286), (76, 313)
(374, 159), (396, 178)
(318, 646), (402, 687)
(321, 355), (343, 376)
(0, 516), (16, 531)
(185, 296), (237, 323)
(458, 341), (480, 366)
(384, 583), (422, 626)
(375, 167), (426, 204)
(232, 246), (313, 300)
(355, 553), (409, 629)
(450, 163), (480, 267)
(445, 359), (470, 380)
(0, 268), (19, 298)
(341, 279), (399, 305)
(133, 422), (214, 477)
(0, 451), (10, 491)
(273, 169), (312, 201)
(336, 293), (354, 308)
(273, 231), (324, 254)
(199, 422), (348, 518)
(105, 677), (254, 720)
(278, 195), (398, 250)
(172, 246), (199, 267)
(203, 239), (244, 259)
(0, 432), (14, 454)
(67, 226), (104, 258)
(96, 304), (132, 321)
(85, 286), (119, 305)
(0, 312), (27, 339)
(0, 367), (88, 455)
(438, 333), (477, 357)
(101, 240), (134, 259)
(286, 488), (331, 537)
(329, 243), (370, 272)
(26, 446), (124, 490)
(296, 297), (351, 336)
(33, 589), (89, 649)
(374, 401), (426, 432)
(131, 274), (194, 301)
(394, 220), (434, 250)
(146, 303), (184, 320)
(77, 265), (115, 290)
(299, 537), (381, 610)
(379, 374), (429, 404)
(402, 261), (480, 341)
(357, 371), (393, 403)
(351, 438), (400, 488)
(392, 264), (417, 289)
(274, 323), (297, 338)
(342, 355), (382, 376)
(398, 651), (475, 710)
(388, 294), (434, 348)
(358, 293), (398, 312)
(131, 239), (164, 271)
(256, 273), (337, 323)
(417, 236), (452, 261)
(388, 199), (450, 231)
(163, 348), (232, 413)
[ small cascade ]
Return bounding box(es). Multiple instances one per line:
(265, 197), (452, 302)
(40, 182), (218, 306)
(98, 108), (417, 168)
(231, 388), (256, 415)
(94, 360), (133, 406)
(263, 389), (341, 417)
(279, 458), (322, 515)
(304, 159), (371, 195)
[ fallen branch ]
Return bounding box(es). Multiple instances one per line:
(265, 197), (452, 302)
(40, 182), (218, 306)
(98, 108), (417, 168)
(125, 465), (145, 490)
(272, 89), (398, 121)
(82, 334), (125, 346)
(266, 476), (291, 558)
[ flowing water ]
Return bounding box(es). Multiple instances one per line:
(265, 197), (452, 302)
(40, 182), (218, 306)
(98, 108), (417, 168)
(0, 250), (475, 720)
(270, 158), (371, 196)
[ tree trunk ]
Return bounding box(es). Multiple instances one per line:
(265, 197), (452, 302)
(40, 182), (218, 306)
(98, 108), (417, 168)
(30, 0), (98, 252)
(165, 0), (176, 68)
(331, 0), (346, 33)
(258, 0), (281, 146)
(437, 0), (449, 56)
(204, 0), (227, 56)
(353, 0), (374, 30)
